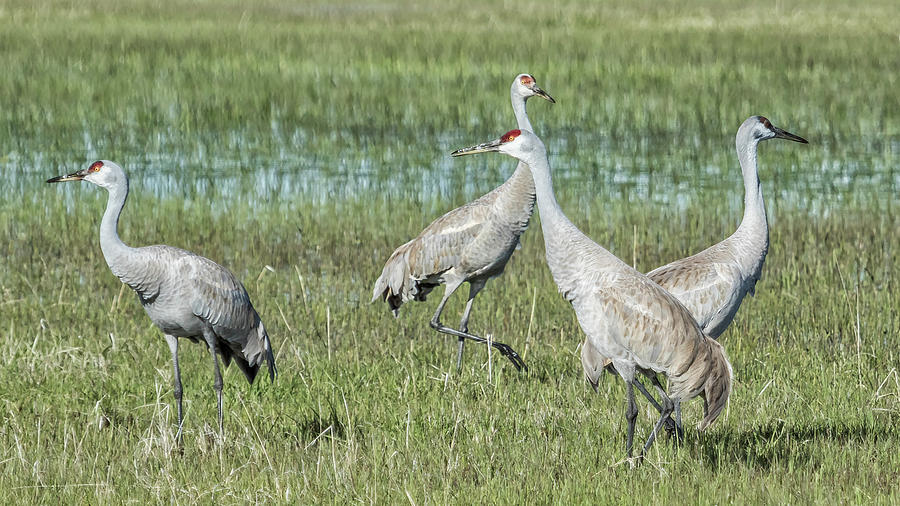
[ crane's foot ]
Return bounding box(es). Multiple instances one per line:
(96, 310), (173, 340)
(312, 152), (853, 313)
(664, 417), (678, 437)
(175, 425), (184, 450)
(490, 341), (527, 371)
(173, 400), (184, 452)
(170, 443), (185, 457)
(430, 321), (527, 371)
(662, 406), (684, 444)
(665, 420), (685, 445)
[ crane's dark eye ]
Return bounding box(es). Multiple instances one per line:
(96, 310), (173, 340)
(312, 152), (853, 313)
(89, 161), (103, 173)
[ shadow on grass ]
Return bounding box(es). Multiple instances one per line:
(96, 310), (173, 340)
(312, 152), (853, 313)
(281, 405), (347, 449)
(693, 415), (900, 470)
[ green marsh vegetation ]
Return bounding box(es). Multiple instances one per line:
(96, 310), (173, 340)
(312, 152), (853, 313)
(1, 0), (898, 502)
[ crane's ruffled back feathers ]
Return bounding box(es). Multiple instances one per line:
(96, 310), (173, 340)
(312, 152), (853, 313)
(582, 264), (733, 431)
(554, 232), (731, 419)
(647, 242), (745, 339)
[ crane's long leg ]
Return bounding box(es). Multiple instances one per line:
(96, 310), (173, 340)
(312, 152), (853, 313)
(675, 401), (682, 433)
(202, 331), (224, 438)
(165, 334), (184, 448)
(455, 281), (485, 371)
(633, 377), (663, 413)
(641, 389), (675, 457)
(624, 379), (638, 459)
(429, 281), (526, 371)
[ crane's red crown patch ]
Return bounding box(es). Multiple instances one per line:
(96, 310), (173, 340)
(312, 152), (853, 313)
(501, 130), (521, 143)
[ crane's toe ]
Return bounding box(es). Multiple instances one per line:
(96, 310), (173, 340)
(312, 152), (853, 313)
(493, 343), (527, 371)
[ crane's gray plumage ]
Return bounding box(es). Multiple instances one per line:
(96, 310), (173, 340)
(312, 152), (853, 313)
(452, 129), (732, 460)
(47, 160), (276, 443)
(580, 117), (806, 413)
(372, 74), (553, 371)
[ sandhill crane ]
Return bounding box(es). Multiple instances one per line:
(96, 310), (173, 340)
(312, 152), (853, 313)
(452, 130), (732, 459)
(581, 116), (806, 428)
(47, 161), (276, 444)
(372, 74), (554, 371)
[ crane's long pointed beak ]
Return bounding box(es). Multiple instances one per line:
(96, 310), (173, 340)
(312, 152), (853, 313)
(533, 86), (556, 104)
(46, 169), (88, 183)
(451, 137), (503, 157)
(773, 126), (808, 144)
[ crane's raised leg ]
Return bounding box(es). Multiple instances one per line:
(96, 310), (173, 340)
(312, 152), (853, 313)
(624, 379), (638, 459)
(202, 330), (224, 438)
(429, 281), (526, 371)
(455, 281), (486, 371)
(165, 334), (184, 448)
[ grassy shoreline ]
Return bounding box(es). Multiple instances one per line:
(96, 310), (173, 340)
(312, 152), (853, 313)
(3, 192), (898, 502)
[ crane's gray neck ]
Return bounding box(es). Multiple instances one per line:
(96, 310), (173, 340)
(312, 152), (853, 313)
(735, 135), (767, 235)
(521, 146), (570, 241)
(99, 177), (137, 272)
(511, 93), (533, 133)
(521, 140), (620, 297)
(506, 91), (536, 210)
(507, 90), (536, 202)
(494, 160), (536, 223)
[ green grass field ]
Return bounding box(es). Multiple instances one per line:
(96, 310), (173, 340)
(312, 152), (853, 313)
(1, 0), (899, 503)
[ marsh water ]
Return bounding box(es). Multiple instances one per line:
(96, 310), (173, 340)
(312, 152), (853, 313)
(11, 126), (897, 221)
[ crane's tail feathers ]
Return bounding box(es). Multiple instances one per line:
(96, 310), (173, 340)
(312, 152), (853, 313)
(372, 241), (434, 316)
(371, 274), (404, 317)
(220, 350), (234, 368)
(251, 319), (277, 382)
(234, 356), (259, 384)
(210, 336), (253, 381)
(580, 340), (607, 392)
(231, 320), (277, 385)
(262, 322), (277, 381)
(697, 340), (733, 431)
